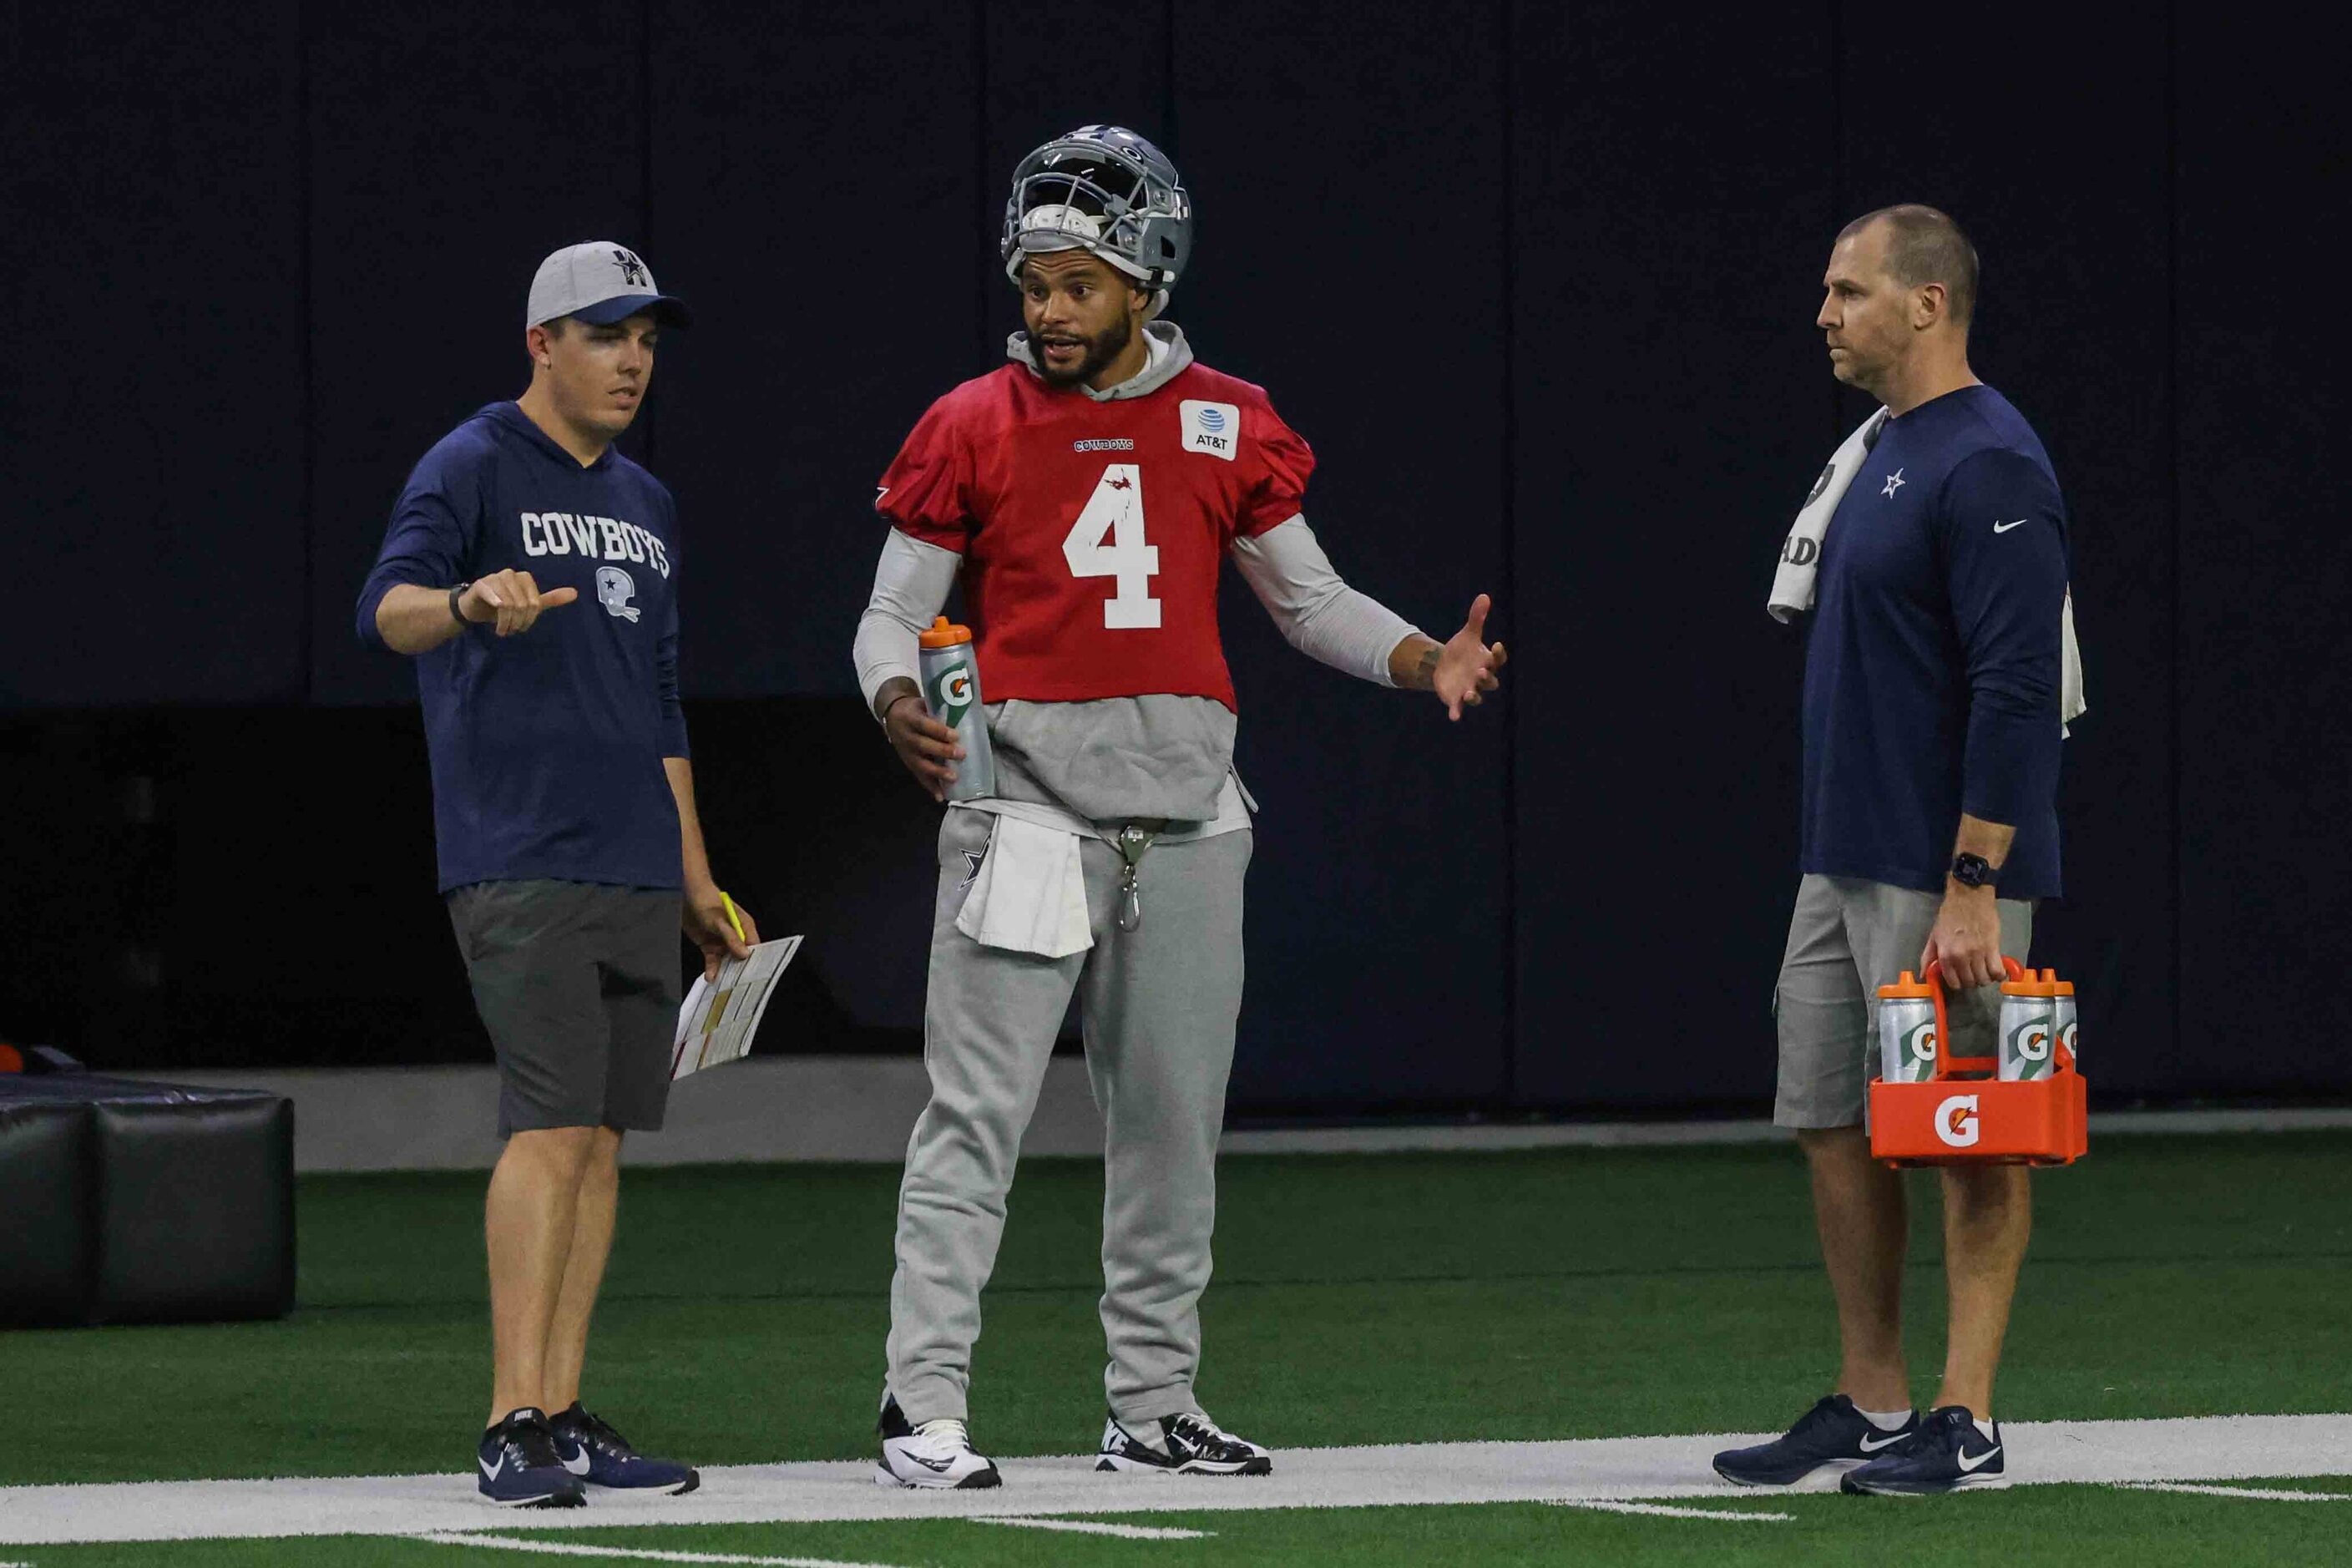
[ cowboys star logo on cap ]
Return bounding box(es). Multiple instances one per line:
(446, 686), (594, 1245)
(526, 240), (693, 329)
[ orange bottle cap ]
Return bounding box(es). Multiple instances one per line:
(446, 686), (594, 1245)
(918, 615), (973, 650)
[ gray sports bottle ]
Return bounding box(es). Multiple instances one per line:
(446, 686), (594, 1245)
(918, 616), (995, 802)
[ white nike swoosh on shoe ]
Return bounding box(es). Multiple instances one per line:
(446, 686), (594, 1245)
(1958, 1444), (2003, 1472)
(1859, 1432), (1910, 1453)
(558, 1446), (591, 1476)
(478, 1454), (506, 1482)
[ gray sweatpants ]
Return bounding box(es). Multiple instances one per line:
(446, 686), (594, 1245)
(887, 806), (1252, 1426)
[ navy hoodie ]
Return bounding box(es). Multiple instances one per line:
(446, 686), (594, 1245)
(357, 402), (687, 893)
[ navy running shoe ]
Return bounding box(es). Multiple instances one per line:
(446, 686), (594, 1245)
(1712, 1395), (1919, 1487)
(549, 1404), (701, 1495)
(477, 1408), (585, 1508)
(1842, 1405), (2005, 1495)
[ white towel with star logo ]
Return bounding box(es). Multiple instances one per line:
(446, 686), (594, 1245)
(1768, 406), (2086, 732)
(953, 811), (1093, 959)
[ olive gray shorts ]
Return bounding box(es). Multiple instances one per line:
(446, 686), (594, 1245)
(447, 879), (682, 1137)
(1773, 874), (2034, 1130)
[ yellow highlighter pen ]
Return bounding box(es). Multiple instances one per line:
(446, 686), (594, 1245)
(720, 892), (747, 946)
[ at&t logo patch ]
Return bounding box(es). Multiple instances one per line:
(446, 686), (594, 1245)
(1179, 399), (1239, 462)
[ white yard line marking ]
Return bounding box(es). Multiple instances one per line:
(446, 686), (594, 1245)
(1549, 1500), (1790, 1522)
(970, 1516), (1212, 1539)
(413, 1532), (908, 1566)
(2112, 1482), (2351, 1503)
(1, 1414), (2347, 1546)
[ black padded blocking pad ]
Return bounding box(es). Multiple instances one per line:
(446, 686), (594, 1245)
(0, 1075), (294, 1327)
(0, 1098), (96, 1326)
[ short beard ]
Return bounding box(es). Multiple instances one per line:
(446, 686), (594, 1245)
(1031, 310), (1134, 388)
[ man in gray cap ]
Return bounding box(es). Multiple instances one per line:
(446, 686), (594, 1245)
(359, 242), (747, 1508)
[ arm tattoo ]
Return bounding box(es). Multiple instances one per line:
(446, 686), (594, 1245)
(1412, 643), (1441, 691)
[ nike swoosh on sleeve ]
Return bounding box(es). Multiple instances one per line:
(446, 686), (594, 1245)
(1992, 519), (2029, 534)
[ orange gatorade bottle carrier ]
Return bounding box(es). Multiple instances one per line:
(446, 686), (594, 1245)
(1868, 956), (2088, 1167)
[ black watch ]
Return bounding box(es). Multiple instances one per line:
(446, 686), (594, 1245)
(448, 581), (473, 628)
(1950, 852), (1999, 890)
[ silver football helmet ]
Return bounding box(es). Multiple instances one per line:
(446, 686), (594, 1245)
(1001, 125), (1191, 311)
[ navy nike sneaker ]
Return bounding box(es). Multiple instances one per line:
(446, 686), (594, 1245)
(1842, 1405), (2006, 1495)
(1097, 1411), (1272, 1476)
(549, 1403), (700, 1495)
(477, 1408), (585, 1508)
(1712, 1395), (1920, 1486)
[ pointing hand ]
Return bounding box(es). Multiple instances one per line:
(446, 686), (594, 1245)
(461, 569), (579, 638)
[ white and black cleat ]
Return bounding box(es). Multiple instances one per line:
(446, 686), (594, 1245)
(1096, 1411), (1272, 1476)
(874, 1394), (1002, 1490)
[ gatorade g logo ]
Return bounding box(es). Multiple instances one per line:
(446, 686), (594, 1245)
(2008, 1010), (2053, 1075)
(1935, 1094), (1982, 1149)
(1903, 1019), (1939, 1075)
(928, 658), (975, 727)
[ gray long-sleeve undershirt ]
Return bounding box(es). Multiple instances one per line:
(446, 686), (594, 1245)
(851, 518), (1419, 719)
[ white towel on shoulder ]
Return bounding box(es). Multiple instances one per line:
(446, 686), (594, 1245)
(1768, 406), (2086, 732)
(953, 812), (1093, 958)
(1769, 407), (1891, 622)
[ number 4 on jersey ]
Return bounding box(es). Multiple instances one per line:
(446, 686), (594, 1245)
(1063, 463), (1161, 629)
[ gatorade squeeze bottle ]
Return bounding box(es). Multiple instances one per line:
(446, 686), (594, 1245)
(1998, 969), (2060, 1081)
(2047, 969), (2078, 1068)
(1876, 971), (1941, 1084)
(918, 616), (995, 802)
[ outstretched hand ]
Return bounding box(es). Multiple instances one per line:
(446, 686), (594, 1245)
(1431, 594), (1508, 721)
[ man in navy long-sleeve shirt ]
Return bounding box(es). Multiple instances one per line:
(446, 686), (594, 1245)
(357, 243), (753, 1508)
(1714, 207), (2071, 1498)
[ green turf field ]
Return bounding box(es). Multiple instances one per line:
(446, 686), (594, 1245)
(3, 1132), (2346, 1563)
(11, 1485), (2352, 1568)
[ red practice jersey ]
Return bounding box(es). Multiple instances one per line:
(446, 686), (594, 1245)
(875, 357), (1313, 711)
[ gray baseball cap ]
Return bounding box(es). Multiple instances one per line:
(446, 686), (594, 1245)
(526, 242), (692, 329)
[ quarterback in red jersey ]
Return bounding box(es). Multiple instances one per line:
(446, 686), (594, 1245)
(853, 125), (1505, 1490)
(877, 320), (1314, 710)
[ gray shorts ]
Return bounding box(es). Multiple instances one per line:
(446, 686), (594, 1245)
(447, 879), (682, 1137)
(1773, 874), (2034, 1130)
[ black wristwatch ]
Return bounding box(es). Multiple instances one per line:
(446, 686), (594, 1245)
(1950, 852), (1999, 890)
(448, 581), (473, 628)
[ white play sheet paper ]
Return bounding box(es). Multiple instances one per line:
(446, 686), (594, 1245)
(670, 935), (803, 1080)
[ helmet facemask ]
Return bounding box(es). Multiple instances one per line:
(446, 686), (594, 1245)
(1003, 127), (1191, 317)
